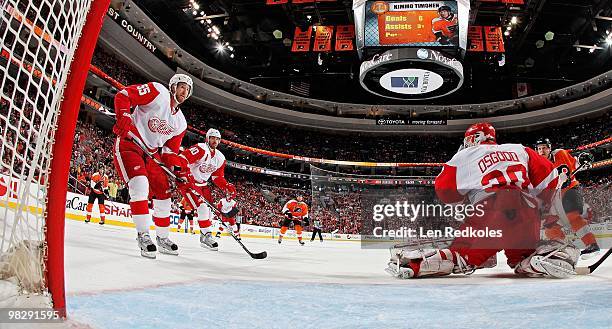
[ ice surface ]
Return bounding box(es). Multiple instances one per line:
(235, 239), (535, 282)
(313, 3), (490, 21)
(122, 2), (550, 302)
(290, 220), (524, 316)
(62, 220), (612, 328)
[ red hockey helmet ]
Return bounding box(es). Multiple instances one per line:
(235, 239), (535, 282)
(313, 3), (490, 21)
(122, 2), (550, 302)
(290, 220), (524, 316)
(463, 122), (496, 149)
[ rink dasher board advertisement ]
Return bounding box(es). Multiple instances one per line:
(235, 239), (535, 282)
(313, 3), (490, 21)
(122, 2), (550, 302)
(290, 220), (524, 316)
(1, 174), (610, 243)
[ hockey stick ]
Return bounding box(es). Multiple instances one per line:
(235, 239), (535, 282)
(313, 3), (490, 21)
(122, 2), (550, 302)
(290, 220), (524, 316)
(126, 132), (267, 259)
(554, 162), (607, 275)
(576, 249), (612, 275)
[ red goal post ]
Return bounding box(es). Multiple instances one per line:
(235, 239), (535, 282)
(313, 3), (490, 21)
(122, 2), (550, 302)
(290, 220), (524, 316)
(0, 0), (110, 317)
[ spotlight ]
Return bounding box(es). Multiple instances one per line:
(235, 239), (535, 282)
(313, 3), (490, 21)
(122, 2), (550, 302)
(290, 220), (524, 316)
(544, 31), (554, 41)
(206, 19), (212, 24)
(606, 37), (612, 45)
(230, 54), (235, 58)
(192, 10), (197, 15)
(504, 31), (510, 36)
(193, 3), (199, 10)
(506, 26), (511, 31)
(510, 16), (517, 24)
(589, 48), (595, 53)
(216, 43), (225, 52)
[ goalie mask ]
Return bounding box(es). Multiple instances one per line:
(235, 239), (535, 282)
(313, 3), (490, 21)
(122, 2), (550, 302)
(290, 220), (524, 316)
(463, 122), (496, 149)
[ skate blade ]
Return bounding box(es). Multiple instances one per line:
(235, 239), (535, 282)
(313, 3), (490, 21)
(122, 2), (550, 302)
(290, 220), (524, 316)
(200, 243), (218, 251)
(580, 250), (601, 261)
(159, 248), (179, 256)
(140, 250), (156, 259)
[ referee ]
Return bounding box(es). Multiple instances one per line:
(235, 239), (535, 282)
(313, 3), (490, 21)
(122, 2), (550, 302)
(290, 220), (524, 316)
(310, 218), (323, 242)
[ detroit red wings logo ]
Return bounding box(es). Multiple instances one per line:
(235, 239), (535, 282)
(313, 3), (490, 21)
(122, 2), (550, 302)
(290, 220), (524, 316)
(198, 163), (217, 174)
(147, 117), (176, 135)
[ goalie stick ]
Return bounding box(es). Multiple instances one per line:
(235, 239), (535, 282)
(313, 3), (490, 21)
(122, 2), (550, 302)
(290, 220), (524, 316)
(127, 132), (267, 260)
(560, 159), (610, 275)
(575, 249), (612, 275)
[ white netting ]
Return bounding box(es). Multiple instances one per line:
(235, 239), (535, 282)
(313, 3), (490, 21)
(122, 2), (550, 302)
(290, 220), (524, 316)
(0, 0), (92, 302)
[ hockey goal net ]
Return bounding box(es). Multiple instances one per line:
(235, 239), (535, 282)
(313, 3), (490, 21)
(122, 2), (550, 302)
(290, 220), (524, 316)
(0, 0), (108, 315)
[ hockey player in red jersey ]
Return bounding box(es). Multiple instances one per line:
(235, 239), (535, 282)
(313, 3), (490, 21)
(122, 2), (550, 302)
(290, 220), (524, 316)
(215, 188), (240, 240)
(535, 138), (601, 259)
(387, 123), (580, 279)
(177, 128), (234, 251)
(112, 74), (193, 258)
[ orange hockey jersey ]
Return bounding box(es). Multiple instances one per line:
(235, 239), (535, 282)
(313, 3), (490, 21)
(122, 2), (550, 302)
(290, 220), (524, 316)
(551, 149), (579, 190)
(180, 197), (194, 212)
(432, 17), (458, 38)
(90, 172), (109, 194)
(282, 199), (309, 218)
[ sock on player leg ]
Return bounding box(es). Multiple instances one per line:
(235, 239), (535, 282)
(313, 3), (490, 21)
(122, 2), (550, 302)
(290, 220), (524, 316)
(199, 220), (212, 235)
(567, 212), (597, 246)
(153, 217), (170, 238)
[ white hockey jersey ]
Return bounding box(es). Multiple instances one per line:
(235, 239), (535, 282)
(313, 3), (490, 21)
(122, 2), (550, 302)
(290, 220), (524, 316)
(116, 82), (187, 151)
(181, 142), (227, 185)
(435, 143), (559, 205)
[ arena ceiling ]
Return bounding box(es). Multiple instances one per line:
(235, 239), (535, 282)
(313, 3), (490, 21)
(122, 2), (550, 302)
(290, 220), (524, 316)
(133, 0), (612, 105)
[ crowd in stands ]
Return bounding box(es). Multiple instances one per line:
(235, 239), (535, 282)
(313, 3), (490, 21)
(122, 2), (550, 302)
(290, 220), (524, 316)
(89, 46), (611, 166)
(0, 114), (599, 235)
(70, 120), (128, 203)
(91, 46), (148, 87)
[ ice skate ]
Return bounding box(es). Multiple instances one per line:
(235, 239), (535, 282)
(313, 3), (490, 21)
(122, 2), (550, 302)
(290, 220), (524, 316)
(200, 232), (218, 251)
(156, 236), (179, 255)
(137, 232), (157, 259)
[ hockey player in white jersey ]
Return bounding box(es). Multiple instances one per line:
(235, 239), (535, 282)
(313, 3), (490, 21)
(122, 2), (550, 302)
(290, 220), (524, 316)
(112, 73), (193, 259)
(386, 123), (580, 279)
(215, 188), (240, 240)
(177, 128), (234, 251)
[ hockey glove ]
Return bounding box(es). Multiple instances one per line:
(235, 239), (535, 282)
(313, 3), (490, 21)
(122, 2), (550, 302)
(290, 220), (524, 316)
(113, 112), (134, 139)
(161, 153), (190, 181)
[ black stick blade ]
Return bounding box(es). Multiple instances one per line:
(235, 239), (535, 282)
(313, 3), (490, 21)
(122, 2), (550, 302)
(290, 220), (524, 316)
(250, 251), (267, 259)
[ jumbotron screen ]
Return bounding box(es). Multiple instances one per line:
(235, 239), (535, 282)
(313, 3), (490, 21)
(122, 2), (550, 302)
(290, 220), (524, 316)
(363, 1), (459, 47)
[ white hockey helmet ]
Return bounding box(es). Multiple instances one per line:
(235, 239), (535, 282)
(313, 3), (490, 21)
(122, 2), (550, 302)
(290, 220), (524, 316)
(169, 73), (193, 98)
(206, 128), (221, 141)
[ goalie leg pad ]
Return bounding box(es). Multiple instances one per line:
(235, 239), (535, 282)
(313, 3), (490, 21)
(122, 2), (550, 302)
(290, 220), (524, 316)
(515, 241), (580, 278)
(386, 249), (473, 279)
